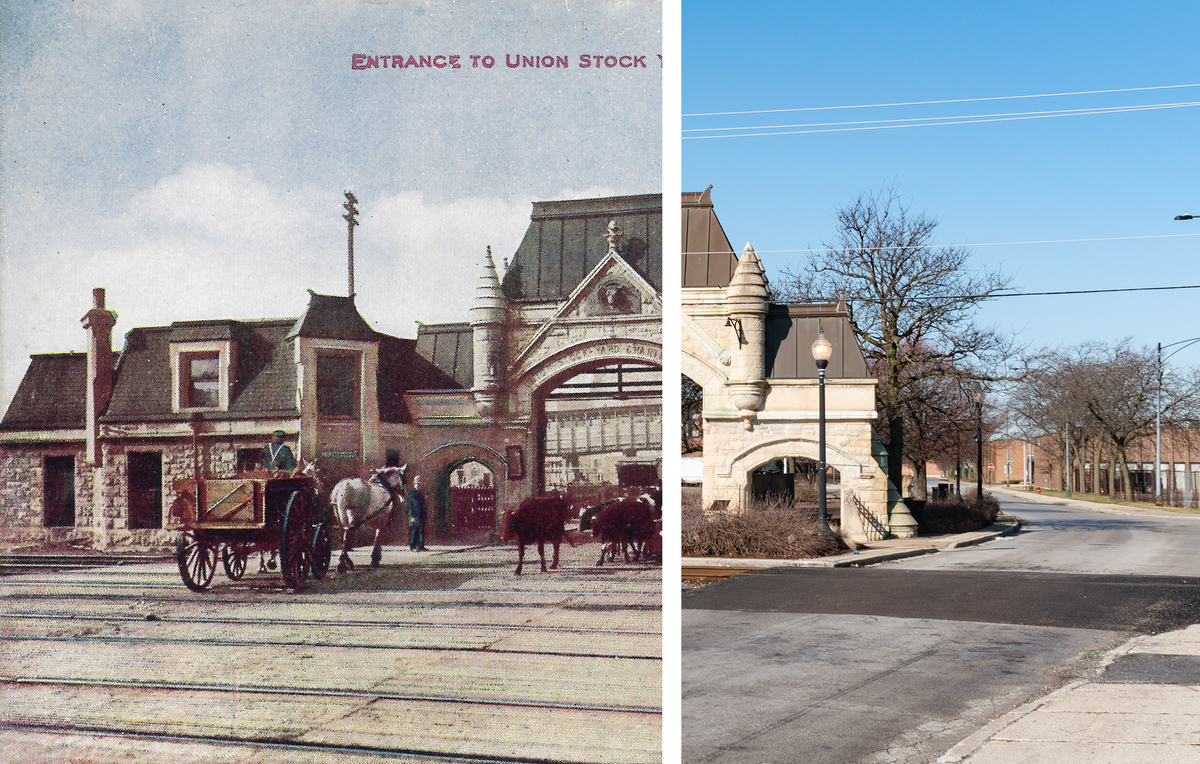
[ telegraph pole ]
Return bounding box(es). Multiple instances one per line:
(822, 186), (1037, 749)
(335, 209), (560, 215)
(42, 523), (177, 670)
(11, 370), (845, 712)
(343, 192), (360, 297)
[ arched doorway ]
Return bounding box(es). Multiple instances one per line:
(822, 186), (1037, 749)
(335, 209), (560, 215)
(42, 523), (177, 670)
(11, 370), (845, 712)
(750, 457), (841, 505)
(445, 458), (498, 535)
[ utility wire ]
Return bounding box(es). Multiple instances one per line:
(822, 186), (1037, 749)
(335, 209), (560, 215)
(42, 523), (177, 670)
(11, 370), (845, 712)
(683, 82), (1200, 118)
(803, 284), (1200, 306)
(683, 102), (1200, 139)
(683, 232), (1200, 256)
(683, 101), (1200, 134)
(993, 284), (1200, 298)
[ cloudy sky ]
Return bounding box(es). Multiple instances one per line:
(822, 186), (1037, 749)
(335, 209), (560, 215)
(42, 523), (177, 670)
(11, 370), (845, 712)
(1, 0), (662, 412)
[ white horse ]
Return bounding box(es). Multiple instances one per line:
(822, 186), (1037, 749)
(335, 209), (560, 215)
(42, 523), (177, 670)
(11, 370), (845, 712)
(329, 465), (408, 573)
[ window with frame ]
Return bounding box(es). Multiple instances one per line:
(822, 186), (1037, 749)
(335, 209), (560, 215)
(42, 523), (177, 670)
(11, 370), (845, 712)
(317, 352), (359, 418)
(182, 352), (221, 409)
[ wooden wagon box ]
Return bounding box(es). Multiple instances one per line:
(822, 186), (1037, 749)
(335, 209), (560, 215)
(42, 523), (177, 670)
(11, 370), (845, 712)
(166, 478), (266, 531)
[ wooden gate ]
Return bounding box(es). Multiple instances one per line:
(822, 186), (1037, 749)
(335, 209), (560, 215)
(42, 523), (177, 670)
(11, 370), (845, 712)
(450, 487), (496, 532)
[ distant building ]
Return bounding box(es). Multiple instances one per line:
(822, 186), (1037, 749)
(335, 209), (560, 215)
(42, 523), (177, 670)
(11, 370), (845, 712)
(0, 193), (662, 547)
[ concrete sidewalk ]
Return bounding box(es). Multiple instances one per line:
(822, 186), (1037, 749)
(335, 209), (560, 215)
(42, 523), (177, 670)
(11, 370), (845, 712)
(939, 626), (1200, 762)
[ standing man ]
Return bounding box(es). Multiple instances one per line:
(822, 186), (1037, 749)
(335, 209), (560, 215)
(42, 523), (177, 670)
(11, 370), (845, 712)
(264, 430), (296, 474)
(408, 475), (427, 551)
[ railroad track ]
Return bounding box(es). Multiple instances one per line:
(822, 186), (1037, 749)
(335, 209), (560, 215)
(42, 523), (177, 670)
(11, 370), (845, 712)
(681, 564), (764, 582)
(0, 545), (663, 763)
(0, 720), (633, 764)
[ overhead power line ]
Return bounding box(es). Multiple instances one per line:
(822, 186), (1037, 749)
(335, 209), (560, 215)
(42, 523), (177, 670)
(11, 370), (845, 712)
(683, 82), (1200, 118)
(993, 284), (1200, 299)
(683, 101), (1200, 135)
(683, 232), (1200, 257)
(683, 101), (1200, 140)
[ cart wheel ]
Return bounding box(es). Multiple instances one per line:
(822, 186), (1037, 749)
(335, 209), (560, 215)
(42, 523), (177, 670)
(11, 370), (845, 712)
(221, 544), (249, 580)
(279, 490), (312, 592)
(310, 522), (332, 580)
(176, 531), (218, 592)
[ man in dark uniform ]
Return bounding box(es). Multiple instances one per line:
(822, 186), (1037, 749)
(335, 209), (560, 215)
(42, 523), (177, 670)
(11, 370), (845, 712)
(408, 475), (427, 551)
(264, 430), (297, 473)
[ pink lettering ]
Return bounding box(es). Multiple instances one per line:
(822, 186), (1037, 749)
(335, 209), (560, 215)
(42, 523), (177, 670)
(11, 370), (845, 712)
(405, 55), (419, 68)
(579, 54), (592, 68)
(506, 54), (521, 68)
(634, 55), (645, 68)
(604, 55), (617, 68)
(450, 55), (461, 69)
(434, 55), (447, 68)
(367, 55), (379, 68)
(352, 54), (367, 70)
(419, 55), (431, 67)
(471, 54), (481, 67)
(392, 55), (404, 68)
(619, 55), (632, 68)
(482, 55), (495, 68)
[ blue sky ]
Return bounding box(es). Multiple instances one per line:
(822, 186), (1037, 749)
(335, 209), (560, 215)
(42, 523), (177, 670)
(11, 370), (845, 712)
(1, 0), (661, 411)
(683, 1), (1200, 380)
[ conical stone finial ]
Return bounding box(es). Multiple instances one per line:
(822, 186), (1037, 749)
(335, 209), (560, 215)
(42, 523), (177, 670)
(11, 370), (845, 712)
(471, 245), (505, 324)
(727, 243), (769, 307)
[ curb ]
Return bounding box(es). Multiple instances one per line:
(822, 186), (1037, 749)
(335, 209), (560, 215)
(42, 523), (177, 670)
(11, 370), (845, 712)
(934, 679), (1089, 763)
(683, 514), (1023, 574)
(935, 631), (1156, 762)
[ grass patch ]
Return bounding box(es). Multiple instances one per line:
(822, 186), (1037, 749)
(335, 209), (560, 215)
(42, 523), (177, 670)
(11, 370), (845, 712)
(1000, 486), (1200, 515)
(681, 493), (841, 560)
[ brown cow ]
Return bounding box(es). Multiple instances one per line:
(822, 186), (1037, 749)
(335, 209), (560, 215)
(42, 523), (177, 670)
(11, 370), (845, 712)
(592, 494), (659, 565)
(500, 494), (571, 575)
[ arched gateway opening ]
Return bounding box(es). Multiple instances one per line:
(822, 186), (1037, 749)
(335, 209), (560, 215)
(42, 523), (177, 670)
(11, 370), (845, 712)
(536, 359), (662, 514)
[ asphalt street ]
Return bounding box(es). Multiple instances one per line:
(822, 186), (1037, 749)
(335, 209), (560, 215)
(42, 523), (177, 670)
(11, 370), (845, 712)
(683, 492), (1200, 764)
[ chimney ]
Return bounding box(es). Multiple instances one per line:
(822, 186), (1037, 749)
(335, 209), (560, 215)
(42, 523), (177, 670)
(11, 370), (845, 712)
(81, 288), (117, 465)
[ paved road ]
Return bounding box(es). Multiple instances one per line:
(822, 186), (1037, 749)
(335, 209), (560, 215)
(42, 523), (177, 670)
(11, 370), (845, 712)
(683, 492), (1200, 764)
(0, 543), (661, 763)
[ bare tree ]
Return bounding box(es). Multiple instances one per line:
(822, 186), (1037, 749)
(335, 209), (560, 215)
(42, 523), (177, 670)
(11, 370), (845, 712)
(779, 185), (1022, 493)
(1010, 341), (1200, 499)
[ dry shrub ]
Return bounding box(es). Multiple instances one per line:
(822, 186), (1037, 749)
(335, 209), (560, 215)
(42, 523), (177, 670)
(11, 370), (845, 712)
(919, 491), (1001, 534)
(681, 493), (840, 559)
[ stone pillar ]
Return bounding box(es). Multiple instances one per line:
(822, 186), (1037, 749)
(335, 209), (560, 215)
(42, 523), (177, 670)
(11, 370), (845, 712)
(725, 244), (769, 430)
(470, 247), (506, 417)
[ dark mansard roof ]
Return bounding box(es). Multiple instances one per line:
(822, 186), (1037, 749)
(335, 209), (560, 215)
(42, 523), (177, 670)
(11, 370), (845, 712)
(501, 193), (662, 302)
(0, 353), (91, 431)
(414, 323), (473, 389)
(682, 186), (738, 288)
(1, 291), (462, 431)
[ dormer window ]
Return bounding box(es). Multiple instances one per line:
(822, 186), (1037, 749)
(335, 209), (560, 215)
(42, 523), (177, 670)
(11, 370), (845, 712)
(183, 352), (220, 408)
(170, 341), (234, 413)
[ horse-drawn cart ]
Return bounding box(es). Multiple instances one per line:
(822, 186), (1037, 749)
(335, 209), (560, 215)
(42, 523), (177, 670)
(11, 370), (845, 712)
(166, 473), (332, 592)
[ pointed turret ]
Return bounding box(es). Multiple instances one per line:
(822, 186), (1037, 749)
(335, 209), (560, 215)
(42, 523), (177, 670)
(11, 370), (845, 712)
(726, 243), (769, 429)
(470, 246), (506, 416)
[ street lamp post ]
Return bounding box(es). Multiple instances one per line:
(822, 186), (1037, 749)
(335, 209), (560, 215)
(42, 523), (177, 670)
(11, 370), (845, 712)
(1154, 337), (1200, 505)
(812, 326), (833, 535)
(976, 391), (984, 506)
